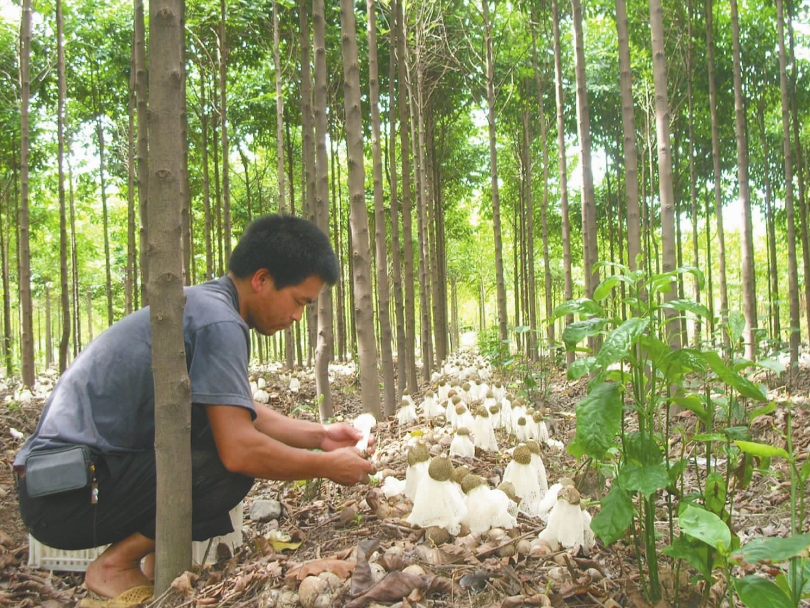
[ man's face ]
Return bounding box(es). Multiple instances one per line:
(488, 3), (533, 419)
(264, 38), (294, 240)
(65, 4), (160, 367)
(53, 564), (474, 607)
(248, 271), (324, 336)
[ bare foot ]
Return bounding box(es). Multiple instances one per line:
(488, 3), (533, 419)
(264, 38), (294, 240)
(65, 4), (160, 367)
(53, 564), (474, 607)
(84, 534), (155, 599)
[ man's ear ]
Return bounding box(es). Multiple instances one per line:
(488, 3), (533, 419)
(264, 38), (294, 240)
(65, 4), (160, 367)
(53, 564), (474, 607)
(250, 269), (274, 292)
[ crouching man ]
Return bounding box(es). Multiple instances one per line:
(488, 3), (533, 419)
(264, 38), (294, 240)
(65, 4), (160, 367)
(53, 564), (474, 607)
(14, 214), (374, 604)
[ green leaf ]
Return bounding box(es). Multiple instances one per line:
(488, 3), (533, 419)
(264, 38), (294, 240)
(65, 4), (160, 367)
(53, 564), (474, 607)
(514, 325), (532, 334)
(704, 472), (726, 515)
(552, 298), (604, 319)
(734, 440), (789, 460)
(567, 356), (596, 380)
(700, 351), (767, 402)
(801, 459), (810, 482)
(618, 463), (669, 498)
(572, 382), (623, 459)
(593, 275), (632, 301)
(732, 534), (810, 563)
(662, 299), (712, 319)
(595, 317), (649, 369)
(756, 358), (787, 375)
(727, 311), (746, 343)
(624, 432), (663, 466)
(563, 318), (609, 348)
(750, 401), (777, 422)
(735, 576), (794, 608)
(673, 395), (709, 424)
(664, 536), (712, 579)
(591, 484), (634, 545)
(693, 433), (727, 443)
(679, 504), (731, 552)
(676, 265), (706, 290)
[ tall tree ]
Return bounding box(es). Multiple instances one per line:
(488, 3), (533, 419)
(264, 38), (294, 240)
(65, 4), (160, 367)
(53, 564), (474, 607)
(339, 0), (381, 417)
(56, 0), (71, 372)
(218, 0), (231, 263)
(149, 0), (192, 591)
(19, 0), (35, 387)
(729, 0), (757, 360)
(366, 0), (396, 415)
(135, 0), (150, 305)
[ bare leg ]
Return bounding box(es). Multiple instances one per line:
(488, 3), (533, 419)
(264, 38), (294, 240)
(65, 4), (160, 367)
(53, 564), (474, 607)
(84, 533), (155, 598)
(142, 552), (155, 581)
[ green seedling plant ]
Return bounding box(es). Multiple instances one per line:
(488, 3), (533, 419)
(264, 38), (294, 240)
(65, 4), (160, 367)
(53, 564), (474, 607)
(555, 262), (771, 605)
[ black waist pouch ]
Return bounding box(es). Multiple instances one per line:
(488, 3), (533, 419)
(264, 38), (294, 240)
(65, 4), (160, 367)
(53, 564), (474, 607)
(24, 445), (94, 498)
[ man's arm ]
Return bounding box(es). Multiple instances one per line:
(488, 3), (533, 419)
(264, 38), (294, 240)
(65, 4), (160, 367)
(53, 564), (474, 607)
(206, 404), (374, 485)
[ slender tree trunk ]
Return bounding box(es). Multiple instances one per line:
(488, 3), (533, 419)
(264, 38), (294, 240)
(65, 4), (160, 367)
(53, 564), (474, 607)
(687, 0), (701, 347)
(398, 2), (418, 393)
(339, 0), (381, 417)
(67, 146), (81, 352)
(94, 116), (114, 327)
(650, 0), (679, 353)
(127, 41), (137, 314)
(571, 0), (598, 295)
(218, 0), (232, 263)
(552, 0), (574, 365)
(729, 0), (757, 359)
(482, 0), (508, 344)
(274, 0), (286, 213)
(389, 0), (406, 399)
(19, 0), (35, 387)
(312, 0), (335, 419)
(367, 0), (396, 415)
(775, 0), (800, 378)
(180, 52), (191, 287)
(149, 0), (192, 592)
(199, 68), (214, 280)
(758, 103), (780, 341)
(135, 0), (149, 305)
(57, 0), (71, 372)
(1, 183), (12, 376)
(522, 109), (537, 359)
(44, 285), (52, 369)
(330, 122), (347, 362)
(705, 0), (728, 348)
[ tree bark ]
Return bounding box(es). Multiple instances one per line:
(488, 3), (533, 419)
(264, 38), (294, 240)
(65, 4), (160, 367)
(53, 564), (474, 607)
(686, 0), (701, 347)
(57, 0), (71, 372)
(729, 0), (757, 360)
(148, 0), (192, 592)
(199, 68), (214, 280)
(218, 0), (231, 263)
(366, 0), (396, 415)
(135, 0), (149, 305)
(338, 0), (381, 418)
(127, 40), (137, 314)
(522, 109), (537, 359)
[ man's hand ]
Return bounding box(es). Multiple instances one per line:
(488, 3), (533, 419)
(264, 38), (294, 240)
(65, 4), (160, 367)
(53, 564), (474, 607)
(326, 447), (377, 485)
(320, 422), (376, 453)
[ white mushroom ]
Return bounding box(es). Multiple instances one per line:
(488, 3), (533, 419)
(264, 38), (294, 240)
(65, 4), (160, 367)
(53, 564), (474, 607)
(502, 445), (543, 517)
(461, 475), (517, 534)
(353, 413), (377, 452)
(396, 398), (418, 426)
(471, 407), (498, 452)
(406, 456), (468, 535)
(404, 443), (430, 501)
(420, 390), (444, 418)
(449, 427), (475, 458)
(537, 486), (594, 550)
(525, 440), (549, 495)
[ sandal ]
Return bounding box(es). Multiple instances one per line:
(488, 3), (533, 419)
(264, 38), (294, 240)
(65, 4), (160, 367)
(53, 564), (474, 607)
(78, 585), (154, 608)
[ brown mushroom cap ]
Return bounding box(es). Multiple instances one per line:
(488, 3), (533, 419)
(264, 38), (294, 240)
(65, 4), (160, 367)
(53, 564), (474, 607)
(451, 395), (462, 405)
(513, 445), (532, 465)
(452, 465), (470, 485)
(525, 440), (541, 455)
(461, 474), (486, 494)
(559, 485), (581, 505)
(428, 456), (454, 482)
(426, 390), (435, 398)
(456, 427), (471, 436)
(455, 404), (467, 415)
(498, 481), (517, 502)
(477, 407), (490, 418)
(407, 442), (430, 466)
(516, 416), (527, 426)
(489, 404), (501, 415)
(486, 390), (495, 399)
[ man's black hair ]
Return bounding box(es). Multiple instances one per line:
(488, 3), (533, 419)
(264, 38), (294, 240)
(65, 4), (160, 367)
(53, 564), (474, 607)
(228, 213), (339, 289)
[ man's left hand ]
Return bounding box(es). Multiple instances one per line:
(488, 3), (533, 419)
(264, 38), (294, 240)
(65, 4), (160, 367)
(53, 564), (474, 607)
(320, 422), (375, 453)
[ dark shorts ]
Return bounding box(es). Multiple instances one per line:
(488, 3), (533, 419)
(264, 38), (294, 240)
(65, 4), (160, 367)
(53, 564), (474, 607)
(17, 407), (254, 551)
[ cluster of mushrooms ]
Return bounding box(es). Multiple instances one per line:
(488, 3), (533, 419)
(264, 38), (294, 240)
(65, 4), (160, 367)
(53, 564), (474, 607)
(378, 351), (594, 554)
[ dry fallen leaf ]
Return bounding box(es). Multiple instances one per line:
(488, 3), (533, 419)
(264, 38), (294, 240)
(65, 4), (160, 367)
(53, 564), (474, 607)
(351, 539), (382, 597)
(171, 571), (198, 596)
(344, 571), (428, 608)
(500, 594), (552, 608)
(285, 558), (356, 585)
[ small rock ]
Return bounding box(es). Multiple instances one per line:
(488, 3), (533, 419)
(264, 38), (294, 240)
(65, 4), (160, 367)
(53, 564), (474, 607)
(249, 499), (282, 522)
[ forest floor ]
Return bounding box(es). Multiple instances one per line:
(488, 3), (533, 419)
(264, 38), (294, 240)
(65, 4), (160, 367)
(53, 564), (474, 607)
(1, 357), (809, 608)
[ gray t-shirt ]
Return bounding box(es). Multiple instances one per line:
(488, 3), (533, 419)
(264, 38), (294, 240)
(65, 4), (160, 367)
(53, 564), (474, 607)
(15, 276), (254, 465)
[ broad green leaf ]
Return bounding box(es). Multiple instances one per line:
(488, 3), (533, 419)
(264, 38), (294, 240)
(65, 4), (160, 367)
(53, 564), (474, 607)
(646, 273), (677, 297)
(732, 534), (810, 563)
(734, 440), (789, 460)
(673, 395), (709, 424)
(593, 275), (632, 301)
(750, 401), (777, 422)
(693, 433), (727, 443)
(552, 298), (604, 319)
(704, 472), (726, 515)
(638, 334), (674, 371)
(618, 463), (669, 498)
(514, 325), (532, 334)
(679, 504), (731, 552)
(567, 356), (596, 380)
(662, 299), (712, 319)
(572, 382), (623, 459)
(591, 484), (634, 545)
(668, 348), (708, 373)
(676, 265), (706, 290)
(563, 318), (609, 348)
(735, 576), (794, 608)
(664, 536), (711, 579)
(595, 317), (649, 369)
(756, 358), (787, 375)
(700, 351), (767, 402)
(624, 431), (663, 466)
(802, 459), (810, 482)
(727, 311), (746, 343)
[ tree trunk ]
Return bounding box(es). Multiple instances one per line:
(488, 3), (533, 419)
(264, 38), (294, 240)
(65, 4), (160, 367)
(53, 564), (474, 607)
(199, 68), (214, 281)
(312, 0), (335, 419)
(389, 0), (406, 399)
(758, 103), (780, 342)
(482, 0), (508, 344)
(68, 146), (81, 352)
(218, 0), (232, 263)
(339, 0), (381, 417)
(366, 0), (396, 415)
(398, 2), (418, 394)
(705, 0), (728, 348)
(522, 109), (537, 359)
(19, 0), (35, 388)
(44, 285), (52, 369)
(274, 0), (286, 213)
(127, 40), (137, 314)
(686, 0), (701, 347)
(95, 116), (114, 327)
(615, 0), (641, 272)
(571, 0), (598, 296)
(551, 0), (574, 365)
(57, 0), (71, 372)
(148, 0), (192, 592)
(650, 0), (679, 353)
(1, 181), (12, 377)
(775, 0), (800, 378)
(135, 0), (149, 305)
(729, 0), (757, 360)
(330, 123), (347, 362)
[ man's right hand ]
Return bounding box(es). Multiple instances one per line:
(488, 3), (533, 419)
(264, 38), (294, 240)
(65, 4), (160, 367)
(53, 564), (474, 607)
(326, 447), (377, 486)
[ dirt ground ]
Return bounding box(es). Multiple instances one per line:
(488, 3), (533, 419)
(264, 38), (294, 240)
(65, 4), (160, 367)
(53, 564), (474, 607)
(1, 361), (809, 608)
